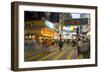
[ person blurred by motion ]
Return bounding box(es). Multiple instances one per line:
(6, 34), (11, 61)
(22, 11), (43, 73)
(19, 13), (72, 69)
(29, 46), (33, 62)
(58, 35), (63, 51)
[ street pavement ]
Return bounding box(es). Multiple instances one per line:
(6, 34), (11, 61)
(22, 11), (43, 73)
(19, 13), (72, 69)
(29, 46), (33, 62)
(24, 44), (83, 61)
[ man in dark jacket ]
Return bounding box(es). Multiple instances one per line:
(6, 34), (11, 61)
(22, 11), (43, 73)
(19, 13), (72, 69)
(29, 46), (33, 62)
(59, 38), (63, 51)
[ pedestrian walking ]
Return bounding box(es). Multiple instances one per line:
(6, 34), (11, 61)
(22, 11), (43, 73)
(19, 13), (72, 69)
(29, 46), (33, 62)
(58, 38), (63, 51)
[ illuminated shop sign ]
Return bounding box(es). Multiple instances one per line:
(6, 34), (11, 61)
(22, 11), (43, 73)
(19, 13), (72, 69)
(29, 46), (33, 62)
(41, 28), (54, 37)
(45, 20), (54, 29)
(64, 18), (88, 25)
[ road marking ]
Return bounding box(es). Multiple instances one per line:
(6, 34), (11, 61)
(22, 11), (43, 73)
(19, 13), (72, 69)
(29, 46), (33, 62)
(52, 46), (70, 60)
(25, 45), (71, 61)
(52, 50), (66, 60)
(25, 50), (46, 59)
(66, 49), (74, 59)
(26, 48), (58, 61)
(38, 49), (58, 61)
(26, 53), (46, 61)
(38, 45), (70, 60)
